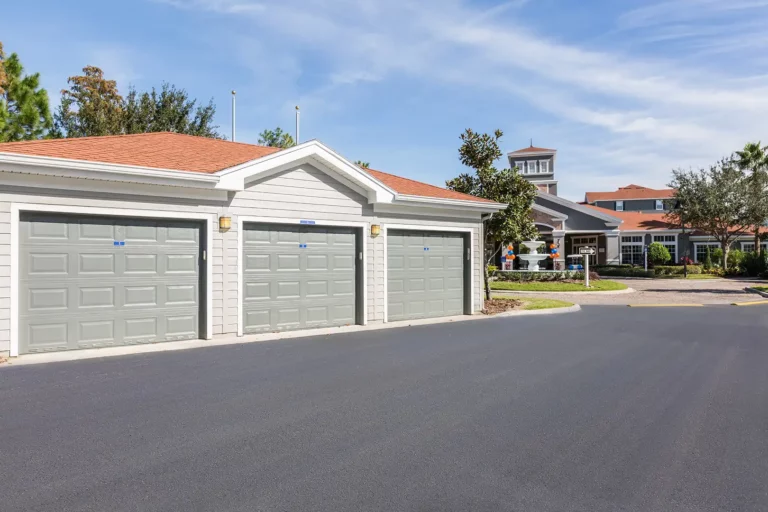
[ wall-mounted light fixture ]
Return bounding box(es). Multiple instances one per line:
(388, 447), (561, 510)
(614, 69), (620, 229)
(371, 224), (381, 237)
(219, 216), (232, 231)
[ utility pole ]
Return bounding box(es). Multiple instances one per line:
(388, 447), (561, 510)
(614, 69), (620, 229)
(231, 90), (236, 142)
(295, 105), (300, 144)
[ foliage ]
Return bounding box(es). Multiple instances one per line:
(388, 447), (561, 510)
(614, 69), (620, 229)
(703, 246), (713, 271)
(734, 142), (768, 255)
(53, 66), (221, 138)
(647, 242), (671, 265)
(258, 127), (295, 148)
(53, 66), (123, 138)
(0, 42), (53, 141)
(653, 265), (703, 276)
(727, 248), (745, 272)
(447, 128), (538, 299)
(354, 160), (370, 168)
(490, 280), (626, 292)
(122, 83), (221, 137)
(593, 266), (655, 278)
(712, 247), (724, 266)
(667, 159), (752, 268)
(680, 256), (694, 266)
(741, 251), (768, 277)
(492, 270), (584, 282)
(487, 265), (498, 272)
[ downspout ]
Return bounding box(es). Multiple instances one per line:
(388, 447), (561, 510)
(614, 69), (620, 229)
(481, 213), (493, 302)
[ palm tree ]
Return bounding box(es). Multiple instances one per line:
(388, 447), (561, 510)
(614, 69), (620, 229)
(735, 142), (768, 255)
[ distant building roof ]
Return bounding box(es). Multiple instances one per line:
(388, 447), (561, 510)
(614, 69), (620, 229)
(585, 184), (675, 203)
(582, 204), (674, 231)
(508, 146), (557, 155)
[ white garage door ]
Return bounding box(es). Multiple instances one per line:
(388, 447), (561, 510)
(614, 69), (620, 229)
(387, 230), (466, 321)
(19, 213), (202, 354)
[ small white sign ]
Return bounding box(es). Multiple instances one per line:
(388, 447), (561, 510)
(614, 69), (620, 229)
(579, 247), (596, 255)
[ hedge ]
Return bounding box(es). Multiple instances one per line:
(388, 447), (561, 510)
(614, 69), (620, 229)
(491, 270), (593, 282)
(593, 266), (654, 278)
(653, 265), (703, 275)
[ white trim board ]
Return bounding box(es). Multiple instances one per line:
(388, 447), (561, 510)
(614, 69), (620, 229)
(9, 203), (215, 357)
(235, 216), (370, 338)
(381, 223), (476, 323)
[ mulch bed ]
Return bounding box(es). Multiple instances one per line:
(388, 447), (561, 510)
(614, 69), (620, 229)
(483, 298), (523, 315)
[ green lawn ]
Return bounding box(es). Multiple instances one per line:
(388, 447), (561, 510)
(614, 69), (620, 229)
(519, 298), (575, 310)
(490, 280), (627, 292)
(752, 286), (768, 292)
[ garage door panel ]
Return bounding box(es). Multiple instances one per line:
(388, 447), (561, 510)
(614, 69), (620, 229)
(387, 230), (465, 322)
(242, 223), (358, 334)
(19, 213), (201, 354)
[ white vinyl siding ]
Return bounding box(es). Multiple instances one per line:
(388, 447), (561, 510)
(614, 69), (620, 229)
(0, 165), (485, 354)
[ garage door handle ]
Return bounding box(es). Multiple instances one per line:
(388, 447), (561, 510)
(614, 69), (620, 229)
(467, 248), (470, 261)
(202, 250), (207, 261)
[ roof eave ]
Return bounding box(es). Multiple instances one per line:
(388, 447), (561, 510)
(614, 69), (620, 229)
(395, 194), (506, 212)
(0, 152), (220, 189)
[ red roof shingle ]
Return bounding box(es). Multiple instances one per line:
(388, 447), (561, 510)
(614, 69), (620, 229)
(508, 146), (557, 155)
(0, 132), (493, 204)
(582, 204), (674, 230)
(0, 132), (281, 173)
(585, 184), (675, 203)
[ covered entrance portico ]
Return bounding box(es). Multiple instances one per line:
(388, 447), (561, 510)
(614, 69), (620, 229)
(560, 232), (620, 266)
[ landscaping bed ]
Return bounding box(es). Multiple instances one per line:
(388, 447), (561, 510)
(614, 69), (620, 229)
(490, 280), (627, 292)
(483, 297), (574, 314)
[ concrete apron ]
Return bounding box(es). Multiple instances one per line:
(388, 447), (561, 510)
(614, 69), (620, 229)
(3, 305), (581, 367)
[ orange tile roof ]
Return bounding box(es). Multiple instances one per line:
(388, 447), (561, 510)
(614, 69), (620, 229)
(585, 184), (675, 203)
(0, 132), (282, 173)
(508, 146), (557, 155)
(583, 204), (674, 230)
(365, 168), (496, 203)
(0, 132), (494, 203)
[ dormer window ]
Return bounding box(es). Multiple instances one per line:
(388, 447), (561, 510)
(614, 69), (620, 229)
(616, 201), (624, 211)
(515, 161), (525, 173)
(655, 199), (664, 211)
(539, 160), (549, 173)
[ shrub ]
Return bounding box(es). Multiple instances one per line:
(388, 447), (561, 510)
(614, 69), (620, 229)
(712, 247), (724, 267)
(680, 256), (694, 266)
(653, 265), (703, 276)
(647, 242), (671, 266)
(741, 251), (768, 277)
(703, 246), (712, 271)
(492, 270), (584, 282)
(727, 249), (745, 272)
(593, 266), (654, 278)
(487, 265), (498, 272)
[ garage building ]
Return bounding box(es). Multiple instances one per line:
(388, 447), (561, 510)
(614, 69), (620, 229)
(0, 133), (502, 356)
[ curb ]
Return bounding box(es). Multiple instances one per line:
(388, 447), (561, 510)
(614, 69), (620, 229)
(491, 304), (581, 317)
(627, 303), (704, 308)
(493, 287), (635, 296)
(2, 305), (582, 367)
(745, 287), (768, 298)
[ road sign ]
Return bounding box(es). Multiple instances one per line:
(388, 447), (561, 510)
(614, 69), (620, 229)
(579, 247), (596, 256)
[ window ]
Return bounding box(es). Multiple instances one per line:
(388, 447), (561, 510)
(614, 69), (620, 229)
(694, 242), (719, 263)
(653, 234), (677, 262)
(527, 161), (537, 174)
(741, 241), (768, 252)
(621, 235), (644, 265)
(515, 161), (525, 173)
(616, 201), (624, 212)
(539, 160), (549, 173)
(655, 199), (664, 211)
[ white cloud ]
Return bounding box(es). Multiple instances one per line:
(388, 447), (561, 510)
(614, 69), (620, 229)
(158, 0), (768, 197)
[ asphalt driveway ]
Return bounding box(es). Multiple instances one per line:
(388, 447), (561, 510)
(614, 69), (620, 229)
(2, 306), (768, 511)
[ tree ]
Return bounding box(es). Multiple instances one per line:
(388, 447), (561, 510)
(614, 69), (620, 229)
(447, 128), (538, 300)
(53, 66), (222, 139)
(734, 142), (768, 256)
(0, 42), (53, 141)
(122, 83), (221, 137)
(647, 242), (671, 266)
(53, 66), (123, 138)
(355, 160), (370, 168)
(667, 159), (752, 269)
(258, 127), (295, 148)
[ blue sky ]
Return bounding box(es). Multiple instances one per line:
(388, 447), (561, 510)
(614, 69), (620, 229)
(4, 0), (768, 200)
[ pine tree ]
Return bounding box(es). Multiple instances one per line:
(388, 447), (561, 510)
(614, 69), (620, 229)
(0, 42), (53, 141)
(53, 66), (123, 138)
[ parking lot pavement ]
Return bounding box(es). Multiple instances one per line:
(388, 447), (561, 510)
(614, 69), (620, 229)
(498, 277), (765, 305)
